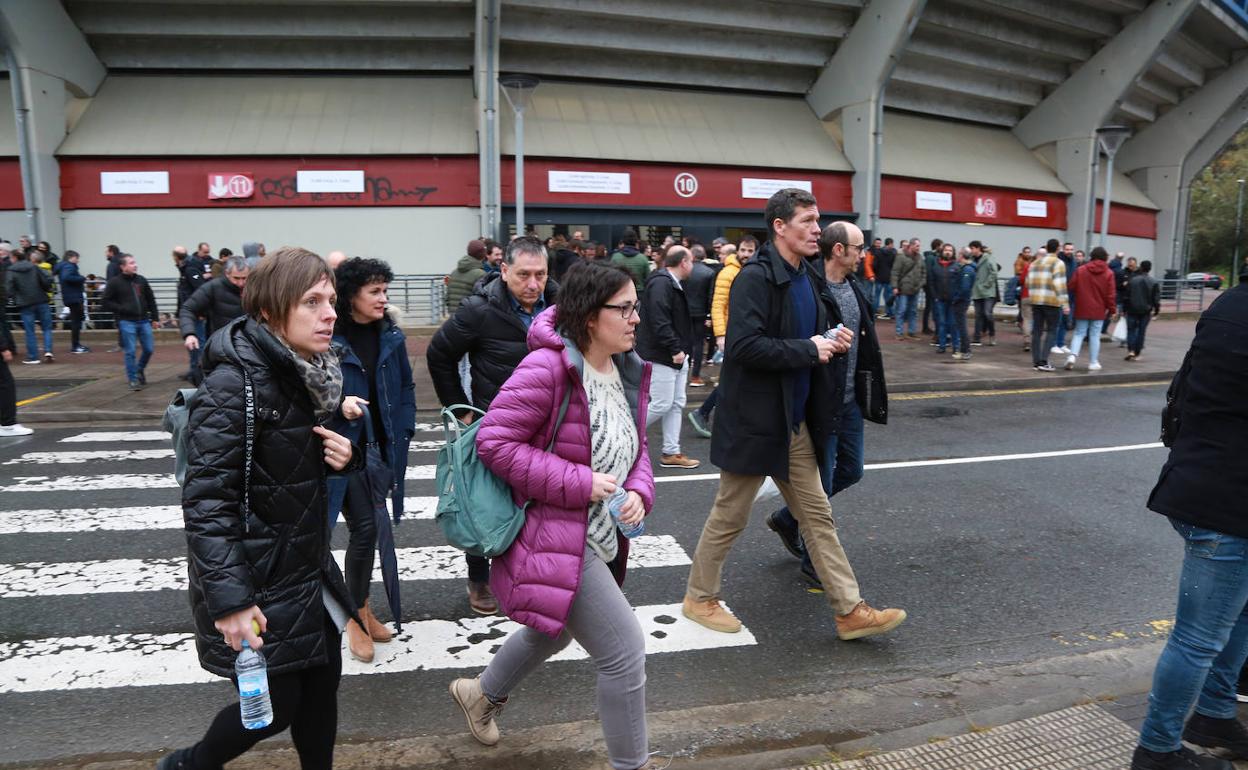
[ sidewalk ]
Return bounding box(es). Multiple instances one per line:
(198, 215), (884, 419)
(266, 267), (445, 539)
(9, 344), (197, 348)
(9, 316), (1195, 425)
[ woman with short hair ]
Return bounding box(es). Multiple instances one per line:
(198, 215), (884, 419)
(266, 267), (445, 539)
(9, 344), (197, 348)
(161, 247), (359, 770)
(448, 261), (665, 770)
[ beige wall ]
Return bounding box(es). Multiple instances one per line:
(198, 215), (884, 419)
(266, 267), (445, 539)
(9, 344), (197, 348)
(62, 207), (481, 280)
(0, 212), (31, 243)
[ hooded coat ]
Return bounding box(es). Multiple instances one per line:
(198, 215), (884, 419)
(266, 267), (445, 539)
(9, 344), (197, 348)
(1068, 260), (1117, 320)
(475, 306), (654, 638)
(3, 260), (51, 308)
(446, 254), (486, 310)
(183, 317), (356, 678)
(611, 246), (650, 294)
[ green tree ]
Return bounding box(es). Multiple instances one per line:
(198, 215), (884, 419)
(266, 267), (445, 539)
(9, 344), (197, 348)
(1187, 124), (1248, 284)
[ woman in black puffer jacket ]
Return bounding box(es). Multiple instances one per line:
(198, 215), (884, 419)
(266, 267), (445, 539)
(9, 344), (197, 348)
(161, 247), (360, 770)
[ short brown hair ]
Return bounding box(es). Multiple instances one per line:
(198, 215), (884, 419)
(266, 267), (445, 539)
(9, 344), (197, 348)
(243, 246), (333, 328)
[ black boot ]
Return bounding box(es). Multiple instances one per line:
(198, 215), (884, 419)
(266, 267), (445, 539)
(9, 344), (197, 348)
(156, 747), (194, 770)
(1131, 745), (1232, 769)
(1182, 712), (1248, 760)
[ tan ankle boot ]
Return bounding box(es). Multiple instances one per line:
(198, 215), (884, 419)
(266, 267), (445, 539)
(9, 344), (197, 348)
(449, 677), (505, 746)
(361, 600), (392, 642)
(345, 617), (374, 662)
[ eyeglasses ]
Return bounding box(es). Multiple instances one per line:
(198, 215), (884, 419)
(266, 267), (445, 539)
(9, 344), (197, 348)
(602, 302), (640, 319)
(847, 243), (865, 253)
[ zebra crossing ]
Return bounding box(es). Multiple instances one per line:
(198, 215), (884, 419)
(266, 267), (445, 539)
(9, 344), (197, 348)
(0, 427), (756, 703)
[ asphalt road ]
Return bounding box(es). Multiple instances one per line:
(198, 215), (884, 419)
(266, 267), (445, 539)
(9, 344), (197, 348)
(0, 382), (1181, 764)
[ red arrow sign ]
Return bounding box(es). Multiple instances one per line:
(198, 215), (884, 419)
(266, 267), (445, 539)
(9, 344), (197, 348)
(208, 173), (255, 200)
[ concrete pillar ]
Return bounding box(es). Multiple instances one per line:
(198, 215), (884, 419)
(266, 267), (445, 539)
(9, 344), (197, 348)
(474, 0), (501, 241)
(839, 99), (885, 236)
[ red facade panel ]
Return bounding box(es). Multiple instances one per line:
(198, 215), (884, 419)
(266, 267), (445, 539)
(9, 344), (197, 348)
(0, 159), (24, 210)
(880, 176), (1068, 230)
(1093, 201), (1158, 239)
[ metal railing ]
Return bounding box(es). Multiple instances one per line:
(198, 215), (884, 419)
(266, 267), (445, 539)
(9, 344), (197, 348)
(5, 275), (450, 329)
(991, 277), (1219, 314)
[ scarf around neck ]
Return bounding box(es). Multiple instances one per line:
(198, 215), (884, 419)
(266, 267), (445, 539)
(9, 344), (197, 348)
(262, 322), (343, 422)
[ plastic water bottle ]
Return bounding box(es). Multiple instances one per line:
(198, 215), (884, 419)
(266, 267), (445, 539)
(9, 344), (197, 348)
(607, 488), (644, 538)
(236, 636), (273, 730)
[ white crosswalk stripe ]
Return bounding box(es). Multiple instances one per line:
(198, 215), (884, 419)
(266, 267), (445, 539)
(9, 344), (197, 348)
(0, 536), (692, 597)
(0, 427), (756, 700)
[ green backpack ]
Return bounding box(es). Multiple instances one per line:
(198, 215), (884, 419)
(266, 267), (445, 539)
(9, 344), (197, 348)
(435, 389), (571, 558)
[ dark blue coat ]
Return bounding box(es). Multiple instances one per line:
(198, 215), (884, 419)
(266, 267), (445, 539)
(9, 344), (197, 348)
(57, 261), (86, 304)
(951, 263), (976, 304)
(326, 312), (416, 519)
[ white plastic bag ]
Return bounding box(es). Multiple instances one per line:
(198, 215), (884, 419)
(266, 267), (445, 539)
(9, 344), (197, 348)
(754, 476), (781, 504)
(1111, 316), (1127, 343)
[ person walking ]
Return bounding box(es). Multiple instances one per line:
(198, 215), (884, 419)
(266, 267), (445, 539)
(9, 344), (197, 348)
(636, 245), (699, 469)
(179, 255), (248, 352)
(326, 257), (414, 663)
(681, 189), (905, 641)
(447, 239), (488, 311)
(949, 248), (976, 361)
(1131, 282), (1248, 770)
(1025, 246), (1069, 372)
(427, 235), (559, 615)
(871, 238), (896, 319)
(448, 260), (665, 770)
(689, 235), (756, 438)
(1125, 260), (1161, 361)
(158, 247), (360, 770)
(970, 241), (999, 347)
(100, 254), (159, 390)
(56, 251), (89, 354)
(3, 248), (54, 364)
(0, 279), (32, 437)
(610, 229), (650, 296)
(921, 239), (943, 336)
(928, 244), (956, 354)
(1064, 246), (1116, 371)
(765, 221), (890, 592)
(684, 245), (718, 387)
(891, 237), (925, 340)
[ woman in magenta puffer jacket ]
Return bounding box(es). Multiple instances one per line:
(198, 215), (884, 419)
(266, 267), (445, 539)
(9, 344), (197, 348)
(448, 261), (664, 770)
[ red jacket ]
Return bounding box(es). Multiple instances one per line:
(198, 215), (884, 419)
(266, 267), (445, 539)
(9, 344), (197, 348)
(1069, 260), (1117, 320)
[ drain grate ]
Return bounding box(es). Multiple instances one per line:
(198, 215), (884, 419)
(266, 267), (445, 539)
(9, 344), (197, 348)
(794, 704), (1137, 770)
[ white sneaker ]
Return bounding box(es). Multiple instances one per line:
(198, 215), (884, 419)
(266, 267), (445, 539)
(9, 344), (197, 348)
(1064, 354), (1076, 371)
(1060, 346), (1071, 355)
(1088, 362), (1103, 371)
(1050, 346), (1064, 355)
(0, 424), (33, 437)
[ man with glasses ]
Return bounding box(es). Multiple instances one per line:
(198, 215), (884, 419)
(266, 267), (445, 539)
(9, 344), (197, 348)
(636, 245), (700, 469)
(427, 235), (559, 615)
(683, 190), (905, 641)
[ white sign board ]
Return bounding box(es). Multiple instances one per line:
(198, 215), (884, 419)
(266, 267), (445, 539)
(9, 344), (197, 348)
(100, 172), (170, 195)
(1016, 199), (1049, 218)
(296, 170), (365, 193)
(741, 178), (812, 200)
(548, 170), (631, 195)
(915, 190), (953, 211)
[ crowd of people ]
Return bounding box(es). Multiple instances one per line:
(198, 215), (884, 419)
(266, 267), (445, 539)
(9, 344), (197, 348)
(0, 195), (1242, 770)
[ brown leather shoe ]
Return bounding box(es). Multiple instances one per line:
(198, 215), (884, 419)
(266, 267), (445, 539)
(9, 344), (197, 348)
(345, 618), (374, 662)
(835, 601), (907, 641)
(682, 596), (742, 633)
(449, 677), (505, 746)
(468, 581), (499, 615)
(660, 453), (701, 469)
(360, 599), (392, 642)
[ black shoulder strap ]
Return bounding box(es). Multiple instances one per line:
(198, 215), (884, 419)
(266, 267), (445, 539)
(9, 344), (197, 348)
(546, 385), (572, 452)
(242, 367), (255, 529)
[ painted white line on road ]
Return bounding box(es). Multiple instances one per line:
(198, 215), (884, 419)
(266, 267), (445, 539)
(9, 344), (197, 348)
(59, 431), (172, 443)
(653, 442), (1168, 484)
(0, 602), (753, 692)
(3, 449), (175, 465)
(0, 474), (179, 492)
(0, 536), (691, 597)
(0, 505), (184, 534)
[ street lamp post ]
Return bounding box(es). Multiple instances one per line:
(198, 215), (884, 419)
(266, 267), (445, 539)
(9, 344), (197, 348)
(1096, 125), (1132, 249)
(1235, 178), (1246, 288)
(500, 74), (540, 238)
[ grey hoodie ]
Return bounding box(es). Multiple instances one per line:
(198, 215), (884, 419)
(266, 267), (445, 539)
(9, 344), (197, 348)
(3, 260), (51, 308)
(242, 241), (263, 268)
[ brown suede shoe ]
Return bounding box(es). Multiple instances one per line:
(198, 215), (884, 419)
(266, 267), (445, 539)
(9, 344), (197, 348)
(468, 581), (499, 615)
(682, 596), (742, 633)
(345, 618), (374, 662)
(835, 601), (907, 641)
(660, 453), (701, 469)
(449, 677), (505, 746)
(360, 599), (393, 642)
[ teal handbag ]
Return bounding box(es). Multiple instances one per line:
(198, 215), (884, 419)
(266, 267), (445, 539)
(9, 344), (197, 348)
(435, 389), (572, 558)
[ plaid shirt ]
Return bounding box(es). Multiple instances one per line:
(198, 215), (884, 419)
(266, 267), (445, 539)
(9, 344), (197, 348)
(1025, 254), (1069, 309)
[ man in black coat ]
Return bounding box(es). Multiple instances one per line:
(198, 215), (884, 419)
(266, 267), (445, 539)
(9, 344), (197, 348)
(682, 188), (904, 643)
(427, 235), (557, 615)
(1132, 284), (1248, 770)
(179, 254), (249, 383)
(635, 245), (698, 469)
(684, 245), (719, 387)
(100, 254), (159, 390)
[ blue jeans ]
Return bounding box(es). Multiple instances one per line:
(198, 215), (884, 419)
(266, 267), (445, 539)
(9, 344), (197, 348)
(873, 281), (892, 316)
(933, 299), (949, 350)
(19, 303), (53, 361)
(771, 400), (866, 574)
(1069, 318), (1103, 365)
(938, 300), (961, 351)
(187, 318), (206, 376)
(1127, 312), (1152, 355)
(1138, 520), (1248, 753)
(1055, 310), (1070, 348)
(894, 293), (918, 336)
(117, 319), (155, 382)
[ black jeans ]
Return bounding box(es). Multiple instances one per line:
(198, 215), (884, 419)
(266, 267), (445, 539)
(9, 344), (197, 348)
(0, 356), (15, 426)
(696, 386), (720, 420)
(340, 472), (377, 609)
(467, 553), (490, 584)
(689, 315), (709, 378)
(190, 614), (341, 770)
(67, 302), (84, 349)
(1030, 305), (1061, 366)
(951, 301), (971, 353)
(921, 287), (934, 332)
(972, 298), (996, 341)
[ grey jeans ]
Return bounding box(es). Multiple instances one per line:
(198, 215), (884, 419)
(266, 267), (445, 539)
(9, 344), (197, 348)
(481, 543), (648, 770)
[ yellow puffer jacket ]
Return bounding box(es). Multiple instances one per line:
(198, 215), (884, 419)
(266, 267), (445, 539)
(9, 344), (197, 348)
(710, 254), (742, 337)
